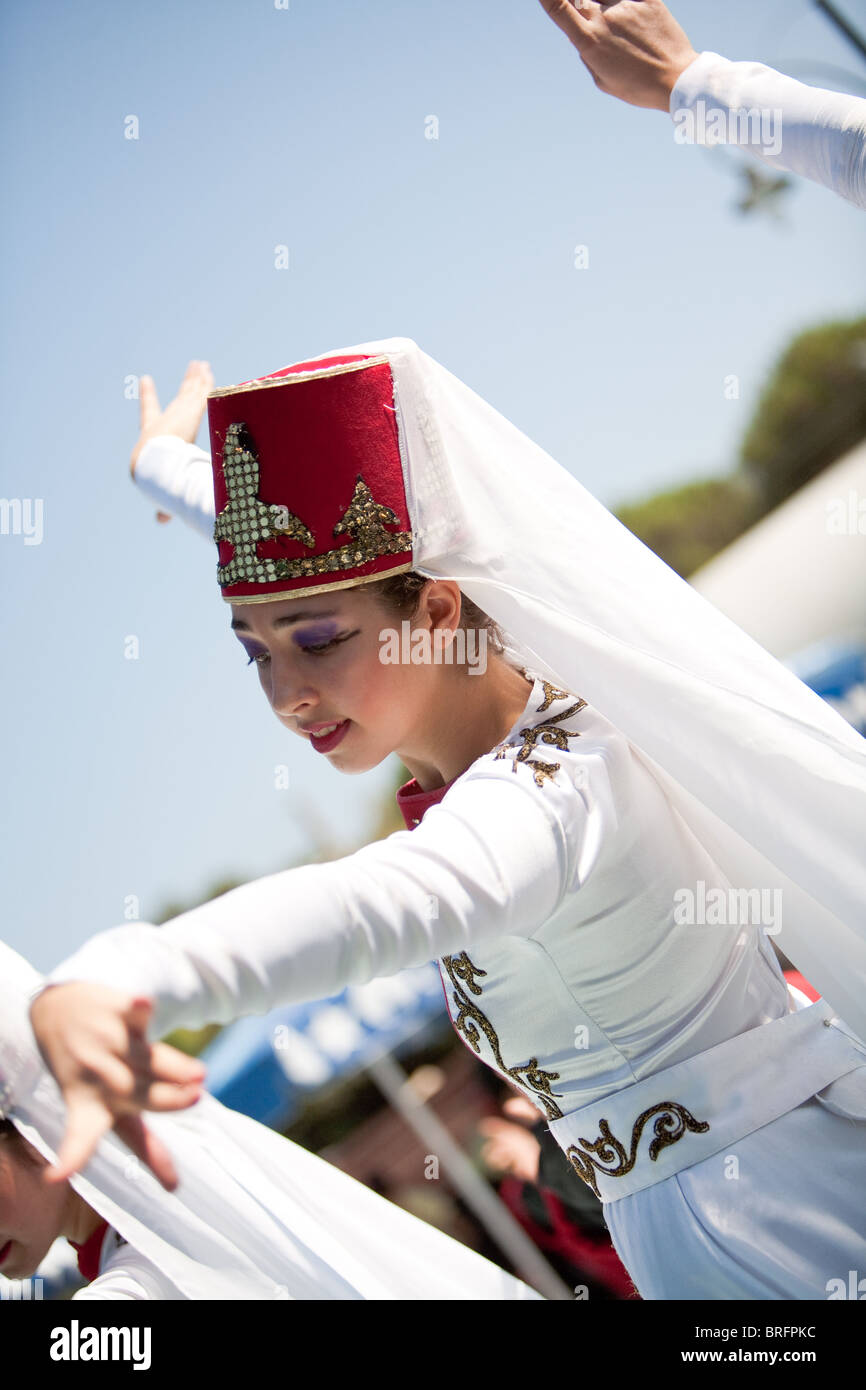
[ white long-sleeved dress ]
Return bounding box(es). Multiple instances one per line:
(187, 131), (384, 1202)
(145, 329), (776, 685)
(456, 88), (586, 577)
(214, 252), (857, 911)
(48, 667), (866, 1300)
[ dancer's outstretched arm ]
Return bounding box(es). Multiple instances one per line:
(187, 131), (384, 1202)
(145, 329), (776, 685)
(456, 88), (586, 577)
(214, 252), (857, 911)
(537, 0), (866, 209)
(30, 715), (625, 1188)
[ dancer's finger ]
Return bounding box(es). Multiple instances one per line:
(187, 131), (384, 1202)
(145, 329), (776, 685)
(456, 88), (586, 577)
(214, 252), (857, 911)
(138, 374), (161, 432)
(178, 359), (205, 393)
(115, 1114), (180, 1191)
(537, 0), (597, 47)
(44, 1091), (112, 1183)
(146, 1040), (207, 1087)
(72, 1047), (202, 1114)
(124, 1001), (206, 1080)
(140, 1080), (205, 1112)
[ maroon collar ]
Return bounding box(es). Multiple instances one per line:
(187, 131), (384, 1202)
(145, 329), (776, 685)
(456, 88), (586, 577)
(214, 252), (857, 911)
(395, 671), (537, 830)
(396, 773), (459, 829)
(68, 1218), (110, 1281)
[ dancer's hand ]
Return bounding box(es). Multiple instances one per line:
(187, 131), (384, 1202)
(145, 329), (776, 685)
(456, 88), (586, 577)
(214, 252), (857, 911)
(537, 0), (699, 111)
(29, 984), (207, 1191)
(130, 359), (215, 523)
(502, 1093), (544, 1127)
(477, 1117), (541, 1183)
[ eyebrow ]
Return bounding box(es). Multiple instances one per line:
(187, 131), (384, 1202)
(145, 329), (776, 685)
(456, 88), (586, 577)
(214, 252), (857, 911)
(230, 608), (339, 633)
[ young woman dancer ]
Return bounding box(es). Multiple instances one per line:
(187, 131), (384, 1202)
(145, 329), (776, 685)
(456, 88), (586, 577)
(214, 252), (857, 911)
(25, 0), (866, 1306)
(28, 331), (866, 1301)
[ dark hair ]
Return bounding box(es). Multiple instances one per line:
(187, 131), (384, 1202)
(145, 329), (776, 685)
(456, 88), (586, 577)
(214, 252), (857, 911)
(0, 1116), (20, 1156)
(0, 1116), (41, 1168)
(362, 570), (507, 659)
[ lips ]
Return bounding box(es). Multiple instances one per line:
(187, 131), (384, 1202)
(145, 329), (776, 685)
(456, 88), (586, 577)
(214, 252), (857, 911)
(308, 719), (351, 753)
(0, 1240), (12, 1267)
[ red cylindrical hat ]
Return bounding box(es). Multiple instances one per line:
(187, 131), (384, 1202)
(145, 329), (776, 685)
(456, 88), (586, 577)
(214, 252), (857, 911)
(206, 352), (414, 604)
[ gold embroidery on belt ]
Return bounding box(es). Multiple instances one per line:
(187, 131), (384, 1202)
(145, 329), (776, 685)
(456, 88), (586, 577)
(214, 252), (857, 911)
(441, 952), (564, 1121)
(565, 1102), (711, 1198)
(493, 683), (588, 788)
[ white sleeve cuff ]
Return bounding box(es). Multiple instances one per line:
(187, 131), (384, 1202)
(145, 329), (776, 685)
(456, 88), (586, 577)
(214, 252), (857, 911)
(669, 50), (866, 210)
(134, 436), (216, 540)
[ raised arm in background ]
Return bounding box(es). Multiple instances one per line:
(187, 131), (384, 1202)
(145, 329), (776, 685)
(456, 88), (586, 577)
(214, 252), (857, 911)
(538, 0), (866, 209)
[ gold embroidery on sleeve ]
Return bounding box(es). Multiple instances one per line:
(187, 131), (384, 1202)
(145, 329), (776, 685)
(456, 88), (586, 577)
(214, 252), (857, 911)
(441, 952), (564, 1121)
(565, 1102), (711, 1198)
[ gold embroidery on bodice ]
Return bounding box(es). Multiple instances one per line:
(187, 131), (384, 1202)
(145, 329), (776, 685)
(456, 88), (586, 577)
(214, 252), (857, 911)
(436, 682), (592, 1116)
(440, 951), (564, 1121)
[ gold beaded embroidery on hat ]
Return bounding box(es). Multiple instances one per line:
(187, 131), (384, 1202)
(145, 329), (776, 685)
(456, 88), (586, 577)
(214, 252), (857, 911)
(213, 422), (412, 589)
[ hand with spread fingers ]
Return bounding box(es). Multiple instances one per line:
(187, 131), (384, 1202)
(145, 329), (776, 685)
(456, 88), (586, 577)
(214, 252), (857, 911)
(29, 984), (207, 1191)
(130, 359), (215, 523)
(537, 0), (699, 110)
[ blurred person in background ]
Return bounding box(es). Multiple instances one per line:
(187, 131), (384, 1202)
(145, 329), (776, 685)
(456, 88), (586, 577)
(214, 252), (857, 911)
(477, 1076), (637, 1299)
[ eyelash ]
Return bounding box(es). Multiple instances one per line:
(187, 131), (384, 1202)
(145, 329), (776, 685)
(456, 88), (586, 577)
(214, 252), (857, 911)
(246, 634), (350, 666)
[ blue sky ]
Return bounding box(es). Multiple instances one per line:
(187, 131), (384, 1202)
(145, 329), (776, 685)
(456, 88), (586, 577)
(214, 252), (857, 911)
(1, 0), (865, 971)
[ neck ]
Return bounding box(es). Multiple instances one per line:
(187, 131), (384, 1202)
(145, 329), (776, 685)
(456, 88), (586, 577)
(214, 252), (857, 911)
(61, 1188), (106, 1247)
(397, 659), (532, 792)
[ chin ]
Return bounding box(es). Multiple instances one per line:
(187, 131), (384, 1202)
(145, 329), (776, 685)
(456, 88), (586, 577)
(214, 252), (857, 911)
(329, 746), (390, 775)
(330, 757), (376, 776)
(3, 1245), (41, 1280)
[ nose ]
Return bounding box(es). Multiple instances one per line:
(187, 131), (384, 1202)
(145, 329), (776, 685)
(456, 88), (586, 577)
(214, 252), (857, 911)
(265, 653), (317, 725)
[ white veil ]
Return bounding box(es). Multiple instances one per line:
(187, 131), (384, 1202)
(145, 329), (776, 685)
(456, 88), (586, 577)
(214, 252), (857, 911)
(364, 336), (865, 1039)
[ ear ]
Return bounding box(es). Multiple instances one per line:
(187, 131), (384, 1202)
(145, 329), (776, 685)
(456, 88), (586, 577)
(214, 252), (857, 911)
(420, 579), (462, 633)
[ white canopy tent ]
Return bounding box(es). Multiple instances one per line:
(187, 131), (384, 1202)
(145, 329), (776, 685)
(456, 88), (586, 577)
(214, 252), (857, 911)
(688, 441), (866, 659)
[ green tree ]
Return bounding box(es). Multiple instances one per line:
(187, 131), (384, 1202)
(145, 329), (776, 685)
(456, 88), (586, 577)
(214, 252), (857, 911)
(614, 475), (761, 579)
(739, 315), (866, 511)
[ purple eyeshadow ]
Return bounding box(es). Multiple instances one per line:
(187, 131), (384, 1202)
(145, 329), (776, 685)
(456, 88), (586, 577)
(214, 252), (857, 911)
(294, 621), (340, 648)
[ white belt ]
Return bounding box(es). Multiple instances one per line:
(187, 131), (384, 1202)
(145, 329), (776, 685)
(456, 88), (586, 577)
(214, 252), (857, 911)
(546, 999), (866, 1203)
